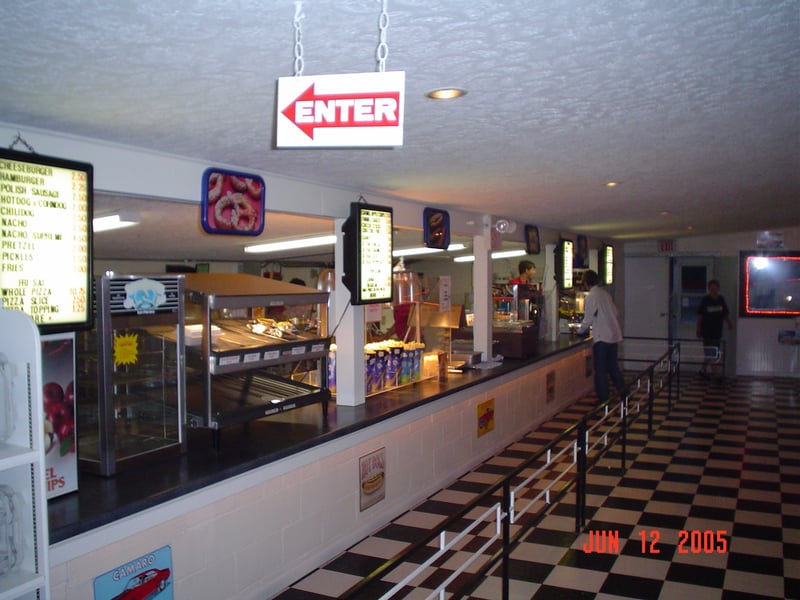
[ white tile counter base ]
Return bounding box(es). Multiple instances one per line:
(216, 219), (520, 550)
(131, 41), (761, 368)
(48, 346), (592, 600)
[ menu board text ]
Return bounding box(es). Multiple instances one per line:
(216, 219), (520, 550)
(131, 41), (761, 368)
(358, 207), (393, 303)
(0, 150), (92, 331)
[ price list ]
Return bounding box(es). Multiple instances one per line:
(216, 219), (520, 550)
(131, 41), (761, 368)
(359, 208), (393, 302)
(603, 245), (614, 285)
(0, 152), (91, 328)
(562, 240), (574, 289)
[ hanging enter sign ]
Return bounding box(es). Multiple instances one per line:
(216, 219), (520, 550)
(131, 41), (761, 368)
(276, 71), (405, 148)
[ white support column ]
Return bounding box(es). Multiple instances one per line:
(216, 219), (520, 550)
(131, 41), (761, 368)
(541, 243), (559, 341)
(472, 215), (493, 361)
(332, 217), (366, 406)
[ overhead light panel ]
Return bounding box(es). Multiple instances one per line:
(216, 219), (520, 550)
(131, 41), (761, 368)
(393, 243), (466, 258)
(454, 249), (527, 263)
(244, 235), (336, 254)
(492, 249), (527, 259)
(93, 211), (141, 233)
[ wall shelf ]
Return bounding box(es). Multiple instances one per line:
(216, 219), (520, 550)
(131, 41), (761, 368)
(0, 308), (50, 600)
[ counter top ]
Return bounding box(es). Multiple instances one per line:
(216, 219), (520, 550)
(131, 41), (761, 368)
(48, 336), (589, 543)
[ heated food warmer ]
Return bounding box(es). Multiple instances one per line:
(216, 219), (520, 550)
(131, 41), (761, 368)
(183, 274), (331, 434)
(77, 274), (186, 476)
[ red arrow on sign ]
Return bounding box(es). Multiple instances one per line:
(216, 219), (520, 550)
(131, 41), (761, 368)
(281, 83), (401, 140)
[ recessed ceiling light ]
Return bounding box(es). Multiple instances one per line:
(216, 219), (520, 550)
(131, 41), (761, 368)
(426, 88), (466, 100)
(659, 210), (670, 216)
(604, 181), (621, 188)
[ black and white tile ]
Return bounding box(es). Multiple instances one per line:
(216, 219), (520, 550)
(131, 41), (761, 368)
(274, 375), (800, 600)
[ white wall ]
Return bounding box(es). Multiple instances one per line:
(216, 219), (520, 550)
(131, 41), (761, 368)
(625, 227), (800, 378)
(48, 346), (593, 600)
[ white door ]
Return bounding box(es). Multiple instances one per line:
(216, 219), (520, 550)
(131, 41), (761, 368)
(623, 256), (670, 368)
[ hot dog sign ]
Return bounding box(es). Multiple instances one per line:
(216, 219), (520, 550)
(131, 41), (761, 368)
(359, 446), (386, 511)
(277, 71), (405, 148)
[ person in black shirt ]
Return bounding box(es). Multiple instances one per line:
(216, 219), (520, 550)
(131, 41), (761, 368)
(696, 279), (733, 380)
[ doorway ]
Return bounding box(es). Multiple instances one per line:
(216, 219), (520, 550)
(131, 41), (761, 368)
(670, 256), (715, 342)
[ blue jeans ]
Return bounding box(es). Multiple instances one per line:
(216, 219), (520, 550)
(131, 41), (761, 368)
(593, 341), (626, 404)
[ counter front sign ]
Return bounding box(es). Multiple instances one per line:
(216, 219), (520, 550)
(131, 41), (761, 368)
(277, 71), (405, 147)
(0, 148), (92, 333)
(94, 545), (173, 600)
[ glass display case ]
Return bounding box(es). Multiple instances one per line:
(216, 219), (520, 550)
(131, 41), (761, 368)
(77, 274), (185, 476)
(182, 274), (331, 435)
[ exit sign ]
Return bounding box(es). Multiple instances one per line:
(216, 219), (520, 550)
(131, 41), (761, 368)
(658, 239), (675, 253)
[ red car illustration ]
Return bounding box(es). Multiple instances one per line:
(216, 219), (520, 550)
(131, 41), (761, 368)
(112, 568), (171, 600)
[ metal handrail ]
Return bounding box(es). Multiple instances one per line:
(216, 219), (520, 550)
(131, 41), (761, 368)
(339, 342), (680, 600)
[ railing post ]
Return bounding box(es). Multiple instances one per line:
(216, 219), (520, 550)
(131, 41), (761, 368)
(575, 418), (587, 533)
(647, 366), (654, 438)
(676, 343), (681, 406)
(501, 478), (511, 600)
(620, 397), (627, 471)
(667, 355), (673, 411)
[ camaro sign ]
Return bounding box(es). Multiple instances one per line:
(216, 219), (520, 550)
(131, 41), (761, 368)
(277, 71), (405, 148)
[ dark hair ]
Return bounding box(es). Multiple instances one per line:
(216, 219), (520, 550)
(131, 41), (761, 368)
(584, 270), (600, 287)
(518, 260), (536, 275)
(290, 278), (306, 286)
(707, 279), (720, 289)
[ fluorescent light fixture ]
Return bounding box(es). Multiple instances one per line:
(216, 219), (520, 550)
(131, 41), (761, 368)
(454, 249), (527, 263)
(492, 249), (527, 259)
(244, 234), (336, 254)
(392, 243), (466, 258)
(93, 211), (141, 233)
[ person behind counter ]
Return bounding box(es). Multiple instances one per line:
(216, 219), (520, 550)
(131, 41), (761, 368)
(577, 269), (625, 405)
(509, 260), (537, 286)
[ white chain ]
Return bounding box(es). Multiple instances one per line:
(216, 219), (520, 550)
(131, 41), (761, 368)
(293, 0), (305, 76)
(376, 0), (389, 72)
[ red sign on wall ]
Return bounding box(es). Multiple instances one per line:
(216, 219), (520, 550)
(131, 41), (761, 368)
(658, 239), (675, 253)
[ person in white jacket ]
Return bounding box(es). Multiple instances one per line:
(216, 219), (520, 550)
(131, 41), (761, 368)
(577, 270), (626, 404)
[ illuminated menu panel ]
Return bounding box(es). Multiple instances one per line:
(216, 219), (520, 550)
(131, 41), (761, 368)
(0, 149), (93, 332)
(561, 239), (574, 289)
(358, 206), (393, 303)
(602, 245), (614, 285)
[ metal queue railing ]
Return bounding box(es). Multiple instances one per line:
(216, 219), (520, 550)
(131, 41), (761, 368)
(621, 335), (723, 380)
(339, 342), (681, 600)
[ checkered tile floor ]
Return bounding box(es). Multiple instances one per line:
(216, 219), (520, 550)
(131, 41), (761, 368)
(273, 375), (800, 599)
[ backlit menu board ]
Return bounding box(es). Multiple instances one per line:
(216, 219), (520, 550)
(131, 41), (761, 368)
(0, 149), (93, 333)
(600, 244), (614, 285)
(558, 238), (574, 290)
(342, 202), (394, 305)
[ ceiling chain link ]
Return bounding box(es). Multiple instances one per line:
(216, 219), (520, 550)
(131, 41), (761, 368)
(292, 1), (305, 76)
(376, 0), (389, 72)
